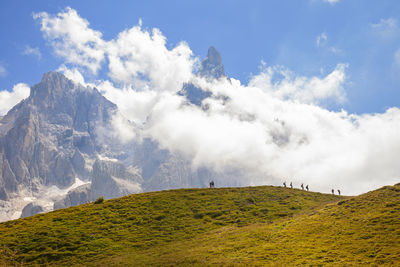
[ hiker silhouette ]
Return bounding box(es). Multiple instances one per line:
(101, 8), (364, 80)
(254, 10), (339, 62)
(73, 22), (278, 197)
(301, 183), (304, 190)
(209, 181), (215, 188)
(337, 189), (341, 195)
(306, 185), (309, 191)
(331, 189), (334, 195)
(283, 181), (286, 187)
(290, 182), (293, 189)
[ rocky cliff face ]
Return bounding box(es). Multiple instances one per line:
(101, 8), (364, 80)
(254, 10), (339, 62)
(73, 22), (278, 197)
(0, 72), (140, 220)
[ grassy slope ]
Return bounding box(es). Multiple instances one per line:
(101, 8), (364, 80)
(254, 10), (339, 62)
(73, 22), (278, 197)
(0, 186), (341, 266)
(1, 184), (399, 266)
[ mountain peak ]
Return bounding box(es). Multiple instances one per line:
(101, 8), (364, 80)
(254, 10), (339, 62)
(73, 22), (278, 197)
(41, 71), (66, 83)
(30, 72), (77, 103)
(199, 46), (225, 79)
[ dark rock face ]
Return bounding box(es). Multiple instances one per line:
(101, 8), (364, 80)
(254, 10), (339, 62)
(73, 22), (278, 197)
(21, 202), (44, 218)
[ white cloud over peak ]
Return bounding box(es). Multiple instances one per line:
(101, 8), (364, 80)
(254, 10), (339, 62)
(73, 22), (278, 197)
(0, 83), (30, 115)
(35, 7), (400, 195)
(22, 45), (42, 60)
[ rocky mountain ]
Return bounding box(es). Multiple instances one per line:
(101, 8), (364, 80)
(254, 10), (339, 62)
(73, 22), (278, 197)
(0, 47), (244, 221)
(0, 72), (141, 221)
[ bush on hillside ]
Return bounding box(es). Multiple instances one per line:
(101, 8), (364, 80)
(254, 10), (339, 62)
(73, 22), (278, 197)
(94, 196), (104, 204)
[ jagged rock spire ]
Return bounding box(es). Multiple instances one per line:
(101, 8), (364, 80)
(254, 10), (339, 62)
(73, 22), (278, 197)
(198, 46), (225, 79)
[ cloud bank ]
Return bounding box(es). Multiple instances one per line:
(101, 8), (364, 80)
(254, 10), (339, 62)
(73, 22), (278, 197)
(30, 7), (400, 195)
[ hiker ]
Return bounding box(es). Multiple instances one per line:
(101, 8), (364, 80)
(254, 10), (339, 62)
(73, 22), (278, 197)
(290, 182), (293, 189)
(331, 189), (334, 195)
(306, 185), (309, 191)
(301, 183), (304, 190)
(337, 189), (341, 195)
(283, 181), (286, 187)
(209, 180), (215, 188)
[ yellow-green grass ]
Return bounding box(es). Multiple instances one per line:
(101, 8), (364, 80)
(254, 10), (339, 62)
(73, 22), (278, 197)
(2, 184), (398, 266)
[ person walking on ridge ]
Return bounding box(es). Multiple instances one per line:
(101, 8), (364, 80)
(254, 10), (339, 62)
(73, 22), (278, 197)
(331, 189), (334, 195)
(290, 182), (293, 189)
(283, 181), (286, 187)
(301, 183), (304, 190)
(306, 185), (309, 191)
(337, 189), (341, 195)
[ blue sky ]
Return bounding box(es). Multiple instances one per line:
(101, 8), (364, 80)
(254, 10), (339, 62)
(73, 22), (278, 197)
(1, 0), (400, 114)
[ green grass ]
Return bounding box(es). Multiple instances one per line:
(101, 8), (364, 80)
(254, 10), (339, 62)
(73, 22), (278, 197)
(0, 184), (399, 266)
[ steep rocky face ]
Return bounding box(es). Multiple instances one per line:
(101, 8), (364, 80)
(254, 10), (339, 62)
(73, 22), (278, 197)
(0, 72), (141, 220)
(0, 72), (121, 201)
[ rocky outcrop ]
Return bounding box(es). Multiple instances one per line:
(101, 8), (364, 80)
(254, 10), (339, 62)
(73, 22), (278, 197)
(21, 202), (44, 218)
(54, 183), (91, 210)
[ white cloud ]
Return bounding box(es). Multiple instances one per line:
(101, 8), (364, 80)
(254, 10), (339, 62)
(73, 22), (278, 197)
(34, 7), (106, 74)
(316, 32), (327, 47)
(34, 7), (196, 91)
(35, 8), (400, 195)
(22, 45), (42, 60)
(0, 83), (30, 115)
(0, 64), (7, 77)
(248, 63), (347, 105)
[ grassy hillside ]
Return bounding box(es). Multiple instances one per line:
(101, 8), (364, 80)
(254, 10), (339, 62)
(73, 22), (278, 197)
(0, 184), (398, 266)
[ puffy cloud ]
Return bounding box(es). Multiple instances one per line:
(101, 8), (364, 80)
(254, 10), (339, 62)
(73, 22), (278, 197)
(0, 64), (6, 77)
(34, 7), (106, 74)
(22, 45), (42, 60)
(248, 63), (347, 105)
(0, 83), (30, 115)
(34, 7), (196, 92)
(107, 26), (195, 91)
(36, 7), (400, 195)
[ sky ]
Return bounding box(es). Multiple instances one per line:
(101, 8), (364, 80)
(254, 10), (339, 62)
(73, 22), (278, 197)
(1, 0), (400, 114)
(1, 1), (400, 194)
